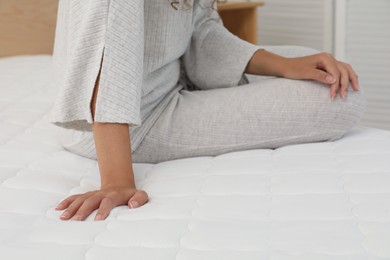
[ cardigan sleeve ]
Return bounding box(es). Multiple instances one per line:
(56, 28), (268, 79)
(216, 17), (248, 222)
(49, 0), (144, 131)
(182, 0), (264, 90)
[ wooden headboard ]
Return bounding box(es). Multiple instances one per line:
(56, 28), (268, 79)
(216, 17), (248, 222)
(0, 0), (58, 57)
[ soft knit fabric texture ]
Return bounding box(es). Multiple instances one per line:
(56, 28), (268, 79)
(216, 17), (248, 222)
(49, 0), (263, 152)
(56, 45), (366, 164)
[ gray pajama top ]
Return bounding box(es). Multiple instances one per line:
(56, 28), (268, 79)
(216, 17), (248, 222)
(49, 0), (263, 152)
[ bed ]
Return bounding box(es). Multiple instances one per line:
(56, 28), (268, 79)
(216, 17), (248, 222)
(0, 54), (390, 259)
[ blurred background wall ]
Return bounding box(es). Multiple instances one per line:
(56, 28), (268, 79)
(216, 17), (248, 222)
(257, 0), (390, 130)
(0, 0), (57, 57)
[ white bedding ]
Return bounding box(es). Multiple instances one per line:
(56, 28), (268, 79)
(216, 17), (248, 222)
(0, 55), (390, 259)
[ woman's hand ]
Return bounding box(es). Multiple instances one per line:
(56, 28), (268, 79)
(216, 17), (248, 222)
(55, 186), (149, 221)
(245, 50), (360, 100)
(283, 52), (360, 100)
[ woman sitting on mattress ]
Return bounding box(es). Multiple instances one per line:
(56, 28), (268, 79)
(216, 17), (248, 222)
(51, 0), (365, 221)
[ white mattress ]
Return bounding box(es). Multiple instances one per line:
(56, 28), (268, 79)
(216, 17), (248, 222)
(1, 55), (390, 260)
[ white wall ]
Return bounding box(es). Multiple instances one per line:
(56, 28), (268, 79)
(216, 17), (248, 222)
(257, 0), (333, 52)
(256, 0), (390, 130)
(345, 0), (390, 130)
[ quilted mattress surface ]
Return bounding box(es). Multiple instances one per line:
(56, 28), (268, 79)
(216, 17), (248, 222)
(0, 55), (390, 260)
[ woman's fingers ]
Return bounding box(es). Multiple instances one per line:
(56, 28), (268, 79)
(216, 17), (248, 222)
(128, 190), (149, 209)
(343, 62), (360, 91)
(315, 53), (361, 100)
(55, 194), (78, 210)
(60, 196), (87, 220)
(306, 68), (335, 85)
(95, 197), (116, 221)
(70, 195), (103, 221)
(318, 54), (341, 99)
(313, 53), (339, 99)
(338, 64), (350, 99)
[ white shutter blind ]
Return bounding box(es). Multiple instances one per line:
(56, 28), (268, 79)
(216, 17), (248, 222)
(257, 0), (333, 52)
(345, 0), (390, 130)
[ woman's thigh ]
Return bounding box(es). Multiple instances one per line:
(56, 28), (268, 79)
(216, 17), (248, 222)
(132, 76), (366, 163)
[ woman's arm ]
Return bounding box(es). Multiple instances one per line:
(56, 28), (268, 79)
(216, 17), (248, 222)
(55, 64), (149, 221)
(90, 71), (135, 189)
(182, 0), (263, 90)
(244, 49), (360, 100)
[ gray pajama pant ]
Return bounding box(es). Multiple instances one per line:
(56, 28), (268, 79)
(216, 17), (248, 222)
(56, 46), (366, 164)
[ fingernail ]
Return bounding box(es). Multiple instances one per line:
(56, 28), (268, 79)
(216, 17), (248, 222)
(326, 75), (335, 83)
(60, 212), (69, 219)
(331, 95), (335, 101)
(129, 201), (139, 208)
(95, 214), (103, 221)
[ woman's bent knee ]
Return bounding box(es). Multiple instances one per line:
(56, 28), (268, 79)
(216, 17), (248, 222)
(326, 85), (366, 141)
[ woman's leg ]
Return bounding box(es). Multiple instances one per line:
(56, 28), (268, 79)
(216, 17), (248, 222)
(132, 47), (366, 164)
(58, 46), (366, 164)
(59, 70), (366, 165)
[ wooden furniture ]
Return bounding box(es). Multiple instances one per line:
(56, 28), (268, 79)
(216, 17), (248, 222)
(0, 0), (58, 57)
(0, 0), (264, 57)
(217, 1), (265, 45)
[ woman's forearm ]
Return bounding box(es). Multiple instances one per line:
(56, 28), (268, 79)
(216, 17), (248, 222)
(56, 70), (147, 222)
(91, 69), (136, 189)
(244, 49), (289, 77)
